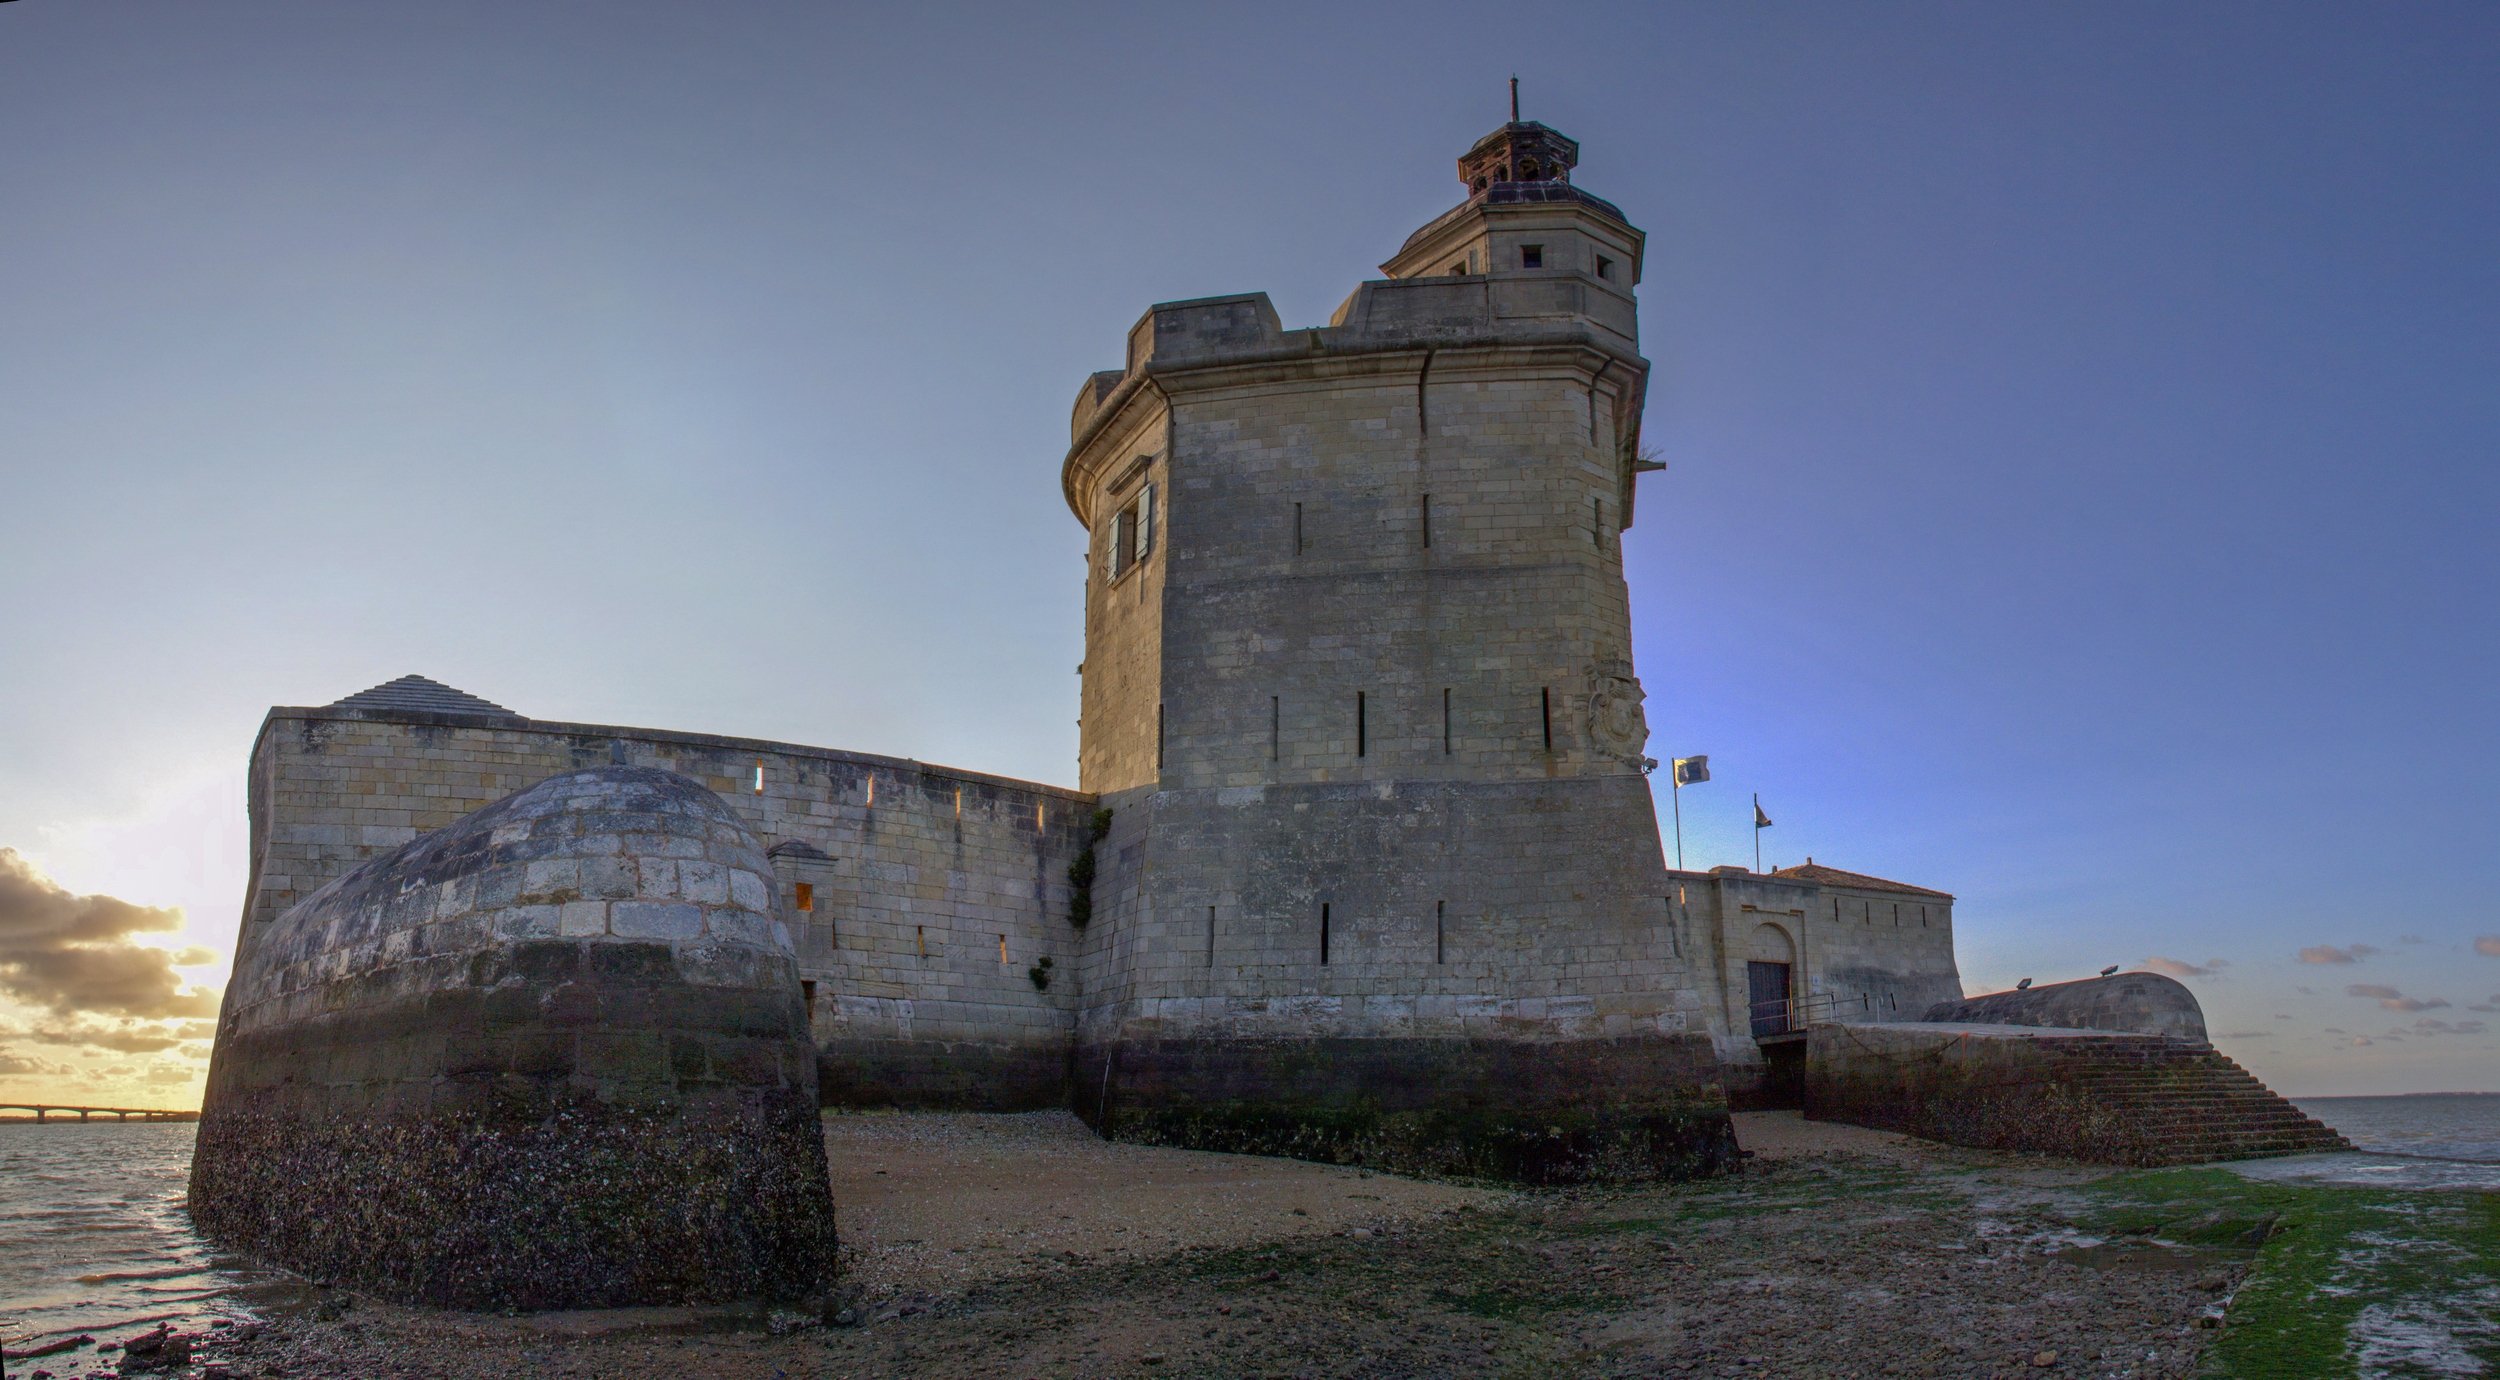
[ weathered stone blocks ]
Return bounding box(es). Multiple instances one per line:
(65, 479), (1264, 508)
(192, 767), (838, 1310)
(1082, 1033), (1738, 1183)
(1923, 971), (2209, 1043)
(1803, 1022), (2348, 1165)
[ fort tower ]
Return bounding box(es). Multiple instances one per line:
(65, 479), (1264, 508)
(1063, 118), (1734, 1171)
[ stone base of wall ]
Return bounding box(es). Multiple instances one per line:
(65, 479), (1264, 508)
(1804, 1022), (2350, 1166)
(191, 1092), (835, 1310)
(818, 1036), (1069, 1111)
(194, 769), (840, 1310)
(1075, 1033), (1738, 1183)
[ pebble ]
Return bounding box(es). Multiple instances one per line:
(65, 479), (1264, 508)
(2033, 1349), (2059, 1367)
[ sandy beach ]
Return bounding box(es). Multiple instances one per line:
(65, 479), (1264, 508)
(42, 1110), (2335, 1380)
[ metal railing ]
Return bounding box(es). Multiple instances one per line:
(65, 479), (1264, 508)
(1749, 992), (1860, 1039)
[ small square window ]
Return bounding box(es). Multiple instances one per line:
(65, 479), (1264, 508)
(1596, 255), (1614, 280)
(794, 881), (814, 913)
(1520, 244), (1543, 268)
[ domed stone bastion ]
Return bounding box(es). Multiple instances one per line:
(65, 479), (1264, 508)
(191, 766), (838, 1310)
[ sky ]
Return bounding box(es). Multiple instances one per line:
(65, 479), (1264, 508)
(1, 1), (2493, 1104)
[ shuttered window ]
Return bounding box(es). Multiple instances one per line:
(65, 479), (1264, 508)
(1107, 479), (1156, 579)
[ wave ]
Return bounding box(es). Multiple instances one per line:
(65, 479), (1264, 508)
(72, 1265), (209, 1285)
(2342, 1145), (2500, 1167)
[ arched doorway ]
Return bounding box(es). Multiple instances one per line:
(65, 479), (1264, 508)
(1747, 923), (1796, 1038)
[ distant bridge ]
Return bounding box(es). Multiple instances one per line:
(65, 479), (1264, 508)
(0, 1104), (198, 1123)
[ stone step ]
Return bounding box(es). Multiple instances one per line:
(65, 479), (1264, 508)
(2114, 1096), (2315, 1114)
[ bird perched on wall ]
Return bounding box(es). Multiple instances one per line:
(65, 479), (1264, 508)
(2100, 965), (2120, 977)
(2015, 978), (2033, 990)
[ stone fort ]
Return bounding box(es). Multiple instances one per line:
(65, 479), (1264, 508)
(199, 115), (2341, 1303)
(233, 118), (1956, 1144)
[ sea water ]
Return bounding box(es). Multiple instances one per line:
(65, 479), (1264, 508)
(2230, 1092), (2500, 1191)
(2294, 1093), (2500, 1164)
(0, 1122), (269, 1357)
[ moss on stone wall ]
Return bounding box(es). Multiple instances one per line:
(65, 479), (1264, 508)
(1106, 1096), (1738, 1184)
(1081, 1033), (1740, 1184)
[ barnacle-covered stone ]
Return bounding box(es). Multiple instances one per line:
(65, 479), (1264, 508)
(192, 767), (837, 1310)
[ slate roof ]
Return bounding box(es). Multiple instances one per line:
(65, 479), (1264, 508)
(324, 675), (522, 721)
(1769, 860), (1954, 900)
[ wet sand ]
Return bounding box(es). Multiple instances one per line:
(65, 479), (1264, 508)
(120, 1110), (2249, 1379)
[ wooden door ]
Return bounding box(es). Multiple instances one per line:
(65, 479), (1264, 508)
(1748, 960), (1793, 1037)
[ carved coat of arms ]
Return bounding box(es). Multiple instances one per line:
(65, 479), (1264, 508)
(1585, 659), (1651, 767)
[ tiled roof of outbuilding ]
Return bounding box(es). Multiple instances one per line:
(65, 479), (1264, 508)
(1770, 860), (1954, 900)
(324, 675), (521, 720)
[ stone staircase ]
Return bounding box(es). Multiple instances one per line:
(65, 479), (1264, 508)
(1802, 1023), (2353, 1166)
(2024, 1034), (2350, 1165)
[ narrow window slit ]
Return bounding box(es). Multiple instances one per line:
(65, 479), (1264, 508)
(1206, 905), (1216, 967)
(1442, 688), (1452, 754)
(1293, 502), (1304, 554)
(1421, 493), (1432, 548)
(1270, 695), (1280, 760)
(1435, 900), (1445, 964)
(1320, 903), (1331, 965)
(753, 760), (765, 794)
(1541, 688), (1553, 751)
(1356, 692), (1367, 758)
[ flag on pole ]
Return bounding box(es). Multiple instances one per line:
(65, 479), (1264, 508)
(1754, 800), (1773, 830)
(1672, 755), (1710, 786)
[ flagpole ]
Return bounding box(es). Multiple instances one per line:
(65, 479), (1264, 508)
(1671, 774), (1684, 870)
(1753, 792), (1762, 873)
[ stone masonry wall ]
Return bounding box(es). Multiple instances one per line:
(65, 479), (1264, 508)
(195, 768), (839, 1308)
(243, 707), (1094, 1108)
(1673, 869), (1961, 1067)
(1804, 1022), (2349, 1166)
(1076, 393), (1170, 797)
(1064, 288), (1695, 1053)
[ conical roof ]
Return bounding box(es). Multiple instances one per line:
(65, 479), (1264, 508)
(324, 675), (521, 721)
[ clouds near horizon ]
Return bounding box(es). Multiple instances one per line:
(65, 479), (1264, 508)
(2345, 983), (2451, 1013)
(0, 848), (218, 1020)
(2300, 944), (2379, 965)
(2142, 956), (2227, 979)
(5, 1018), (217, 1054)
(0, 1049), (76, 1078)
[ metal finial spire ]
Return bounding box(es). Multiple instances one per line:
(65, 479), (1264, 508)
(1509, 75), (1519, 123)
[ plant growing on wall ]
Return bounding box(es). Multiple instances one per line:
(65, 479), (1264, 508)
(1029, 955), (1053, 991)
(1066, 808), (1113, 928)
